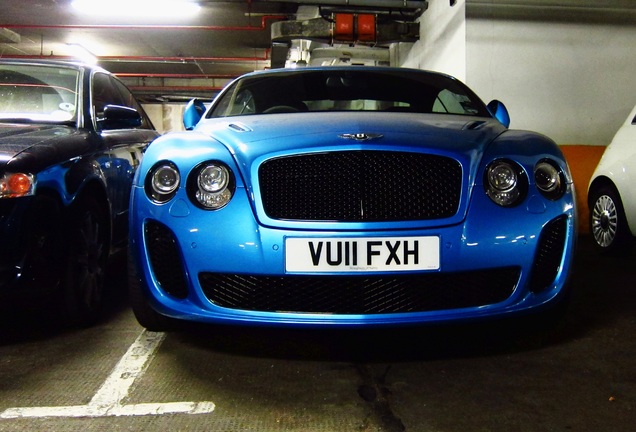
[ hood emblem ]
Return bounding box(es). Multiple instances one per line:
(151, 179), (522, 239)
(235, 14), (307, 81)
(339, 133), (383, 141)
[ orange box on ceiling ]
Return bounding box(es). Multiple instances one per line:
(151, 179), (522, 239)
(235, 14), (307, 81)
(335, 13), (355, 40)
(357, 14), (376, 41)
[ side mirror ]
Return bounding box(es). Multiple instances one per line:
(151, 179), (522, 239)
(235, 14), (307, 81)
(183, 98), (206, 130)
(99, 105), (142, 130)
(487, 100), (510, 128)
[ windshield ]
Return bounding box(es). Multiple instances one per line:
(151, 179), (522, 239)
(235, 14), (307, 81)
(208, 68), (491, 118)
(0, 64), (80, 123)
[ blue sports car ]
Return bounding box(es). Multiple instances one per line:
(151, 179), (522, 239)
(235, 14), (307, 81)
(128, 66), (576, 330)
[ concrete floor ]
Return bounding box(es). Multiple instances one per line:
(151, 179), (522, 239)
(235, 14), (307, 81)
(0, 235), (634, 431)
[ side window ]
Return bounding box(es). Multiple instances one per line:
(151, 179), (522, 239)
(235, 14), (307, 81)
(112, 78), (153, 129)
(92, 72), (125, 119)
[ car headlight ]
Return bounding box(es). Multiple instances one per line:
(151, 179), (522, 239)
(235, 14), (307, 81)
(188, 161), (235, 210)
(0, 172), (36, 198)
(146, 162), (180, 203)
(534, 159), (565, 200)
(484, 159), (528, 207)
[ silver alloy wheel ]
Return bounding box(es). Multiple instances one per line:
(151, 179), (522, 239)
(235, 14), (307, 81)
(591, 194), (618, 247)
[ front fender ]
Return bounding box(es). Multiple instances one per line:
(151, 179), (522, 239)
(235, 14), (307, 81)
(35, 156), (109, 220)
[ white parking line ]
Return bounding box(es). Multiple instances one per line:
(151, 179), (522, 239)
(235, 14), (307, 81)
(0, 330), (216, 419)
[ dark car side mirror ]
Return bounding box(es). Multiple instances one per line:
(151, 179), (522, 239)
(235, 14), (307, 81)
(183, 98), (207, 130)
(99, 105), (142, 130)
(487, 100), (510, 128)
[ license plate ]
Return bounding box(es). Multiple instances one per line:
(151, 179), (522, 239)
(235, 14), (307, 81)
(285, 236), (440, 273)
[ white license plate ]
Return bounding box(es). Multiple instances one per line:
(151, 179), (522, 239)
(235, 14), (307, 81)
(285, 236), (440, 273)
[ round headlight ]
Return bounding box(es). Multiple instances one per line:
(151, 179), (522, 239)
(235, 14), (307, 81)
(534, 160), (565, 200)
(488, 163), (517, 192)
(198, 165), (229, 193)
(152, 165), (180, 193)
(188, 161), (235, 210)
(146, 162), (180, 203)
(484, 159), (528, 207)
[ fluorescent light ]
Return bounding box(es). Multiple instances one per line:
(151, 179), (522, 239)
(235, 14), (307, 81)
(71, 0), (200, 18)
(67, 43), (98, 64)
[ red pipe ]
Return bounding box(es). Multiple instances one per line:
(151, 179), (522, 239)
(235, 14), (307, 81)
(0, 50), (270, 63)
(0, 15), (286, 32)
(128, 85), (223, 92)
(115, 73), (239, 78)
(100, 52), (270, 62)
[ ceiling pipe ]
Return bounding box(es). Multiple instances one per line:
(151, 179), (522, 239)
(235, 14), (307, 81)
(0, 15), (286, 33)
(262, 0), (426, 8)
(0, 51), (271, 63)
(127, 85), (223, 92)
(99, 52), (270, 62)
(115, 73), (239, 78)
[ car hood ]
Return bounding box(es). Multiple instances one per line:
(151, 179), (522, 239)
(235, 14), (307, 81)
(0, 122), (78, 171)
(195, 112), (506, 174)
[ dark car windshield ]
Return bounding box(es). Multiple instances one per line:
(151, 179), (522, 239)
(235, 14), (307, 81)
(208, 68), (491, 118)
(0, 64), (80, 123)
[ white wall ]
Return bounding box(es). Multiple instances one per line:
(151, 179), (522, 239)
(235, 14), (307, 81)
(401, 0), (467, 81)
(143, 103), (186, 134)
(466, 18), (636, 145)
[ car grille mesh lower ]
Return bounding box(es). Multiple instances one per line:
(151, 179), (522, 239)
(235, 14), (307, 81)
(258, 151), (462, 221)
(144, 220), (189, 299)
(528, 215), (568, 293)
(199, 267), (519, 314)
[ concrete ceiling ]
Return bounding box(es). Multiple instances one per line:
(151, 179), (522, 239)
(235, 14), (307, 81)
(1, 0), (635, 102)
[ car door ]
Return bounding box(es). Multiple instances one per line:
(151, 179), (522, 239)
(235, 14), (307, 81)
(92, 71), (159, 246)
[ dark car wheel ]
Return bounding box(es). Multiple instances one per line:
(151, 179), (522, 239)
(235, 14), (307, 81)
(63, 195), (108, 326)
(128, 253), (175, 332)
(589, 185), (633, 255)
(21, 195), (65, 292)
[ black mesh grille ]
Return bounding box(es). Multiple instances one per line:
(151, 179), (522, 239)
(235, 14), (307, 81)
(199, 267), (520, 314)
(144, 221), (189, 299)
(529, 215), (568, 293)
(258, 151), (462, 221)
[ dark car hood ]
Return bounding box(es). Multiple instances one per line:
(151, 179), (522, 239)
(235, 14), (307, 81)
(0, 122), (79, 171)
(195, 112), (506, 176)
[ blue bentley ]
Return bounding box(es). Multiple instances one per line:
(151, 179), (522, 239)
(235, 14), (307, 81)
(128, 66), (576, 330)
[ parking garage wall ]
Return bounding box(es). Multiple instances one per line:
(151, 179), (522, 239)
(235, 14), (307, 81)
(465, 17), (636, 232)
(400, 0), (467, 81)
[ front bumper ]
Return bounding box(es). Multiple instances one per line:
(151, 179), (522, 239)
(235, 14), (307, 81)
(130, 184), (577, 327)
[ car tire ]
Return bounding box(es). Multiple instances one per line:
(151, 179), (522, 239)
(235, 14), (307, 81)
(589, 184), (634, 255)
(62, 195), (108, 327)
(128, 253), (175, 332)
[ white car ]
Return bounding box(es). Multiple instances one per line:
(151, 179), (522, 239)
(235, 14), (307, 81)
(588, 104), (636, 253)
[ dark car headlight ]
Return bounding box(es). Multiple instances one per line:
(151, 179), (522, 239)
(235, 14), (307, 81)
(484, 159), (528, 207)
(534, 159), (566, 200)
(0, 172), (35, 198)
(187, 161), (235, 210)
(146, 161), (180, 203)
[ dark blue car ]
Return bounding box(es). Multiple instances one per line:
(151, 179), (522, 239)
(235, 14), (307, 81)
(0, 59), (159, 325)
(129, 66), (576, 331)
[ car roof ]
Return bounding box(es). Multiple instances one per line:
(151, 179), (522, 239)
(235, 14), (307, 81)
(0, 58), (110, 75)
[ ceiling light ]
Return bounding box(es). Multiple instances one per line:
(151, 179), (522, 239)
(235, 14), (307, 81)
(71, 0), (201, 18)
(67, 43), (98, 65)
